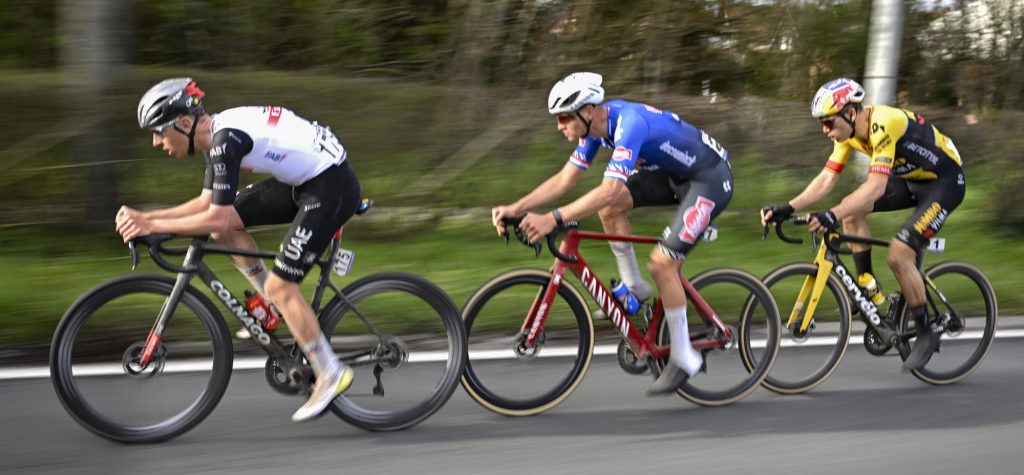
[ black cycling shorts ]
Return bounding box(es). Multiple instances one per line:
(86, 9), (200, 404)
(234, 161), (361, 283)
(872, 172), (965, 250)
(626, 161), (733, 260)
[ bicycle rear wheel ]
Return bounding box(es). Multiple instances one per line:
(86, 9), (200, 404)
(319, 272), (466, 431)
(50, 275), (233, 443)
(655, 268), (780, 406)
(460, 269), (594, 416)
(754, 262), (852, 394)
(896, 261), (997, 385)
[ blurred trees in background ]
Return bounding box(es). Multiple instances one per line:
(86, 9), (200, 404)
(4, 0), (1022, 108)
(1, 0), (1023, 230)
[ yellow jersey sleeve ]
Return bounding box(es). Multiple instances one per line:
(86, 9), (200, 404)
(825, 141), (853, 173)
(866, 107), (908, 176)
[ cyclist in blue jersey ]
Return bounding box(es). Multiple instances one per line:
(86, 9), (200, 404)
(492, 72), (734, 394)
(116, 78), (359, 421)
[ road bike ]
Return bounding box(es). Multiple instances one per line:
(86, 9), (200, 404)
(752, 216), (997, 394)
(50, 201), (467, 443)
(460, 219), (780, 415)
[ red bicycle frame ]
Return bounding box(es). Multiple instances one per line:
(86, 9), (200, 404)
(519, 228), (733, 360)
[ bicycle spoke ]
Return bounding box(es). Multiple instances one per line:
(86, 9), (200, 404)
(320, 273), (465, 431)
(51, 276), (232, 443)
(461, 269), (594, 416)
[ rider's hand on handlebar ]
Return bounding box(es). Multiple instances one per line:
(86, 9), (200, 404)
(760, 203), (794, 226)
(491, 205), (521, 236)
(115, 208), (153, 243)
(519, 211), (557, 244)
(807, 210), (838, 234)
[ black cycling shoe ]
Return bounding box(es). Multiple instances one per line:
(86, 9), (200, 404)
(902, 326), (941, 372)
(646, 361), (689, 396)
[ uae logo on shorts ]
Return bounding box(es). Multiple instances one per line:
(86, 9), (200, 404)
(678, 196), (716, 244)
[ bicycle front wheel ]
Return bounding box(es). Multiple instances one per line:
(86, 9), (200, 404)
(896, 261), (997, 385)
(755, 262), (852, 394)
(319, 272), (466, 431)
(49, 275), (233, 443)
(655, 268), (780, 406)
(461, 269), (594, 416)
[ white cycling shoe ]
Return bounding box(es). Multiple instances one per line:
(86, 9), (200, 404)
(646, 349), (703, 396)
(292, 365), (354, 422)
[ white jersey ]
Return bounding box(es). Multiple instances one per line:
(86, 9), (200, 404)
(204, 106), (346, 204)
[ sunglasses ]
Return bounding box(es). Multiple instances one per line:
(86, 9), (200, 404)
(151, 125), (168, 137)
(556, 113), (576, 124)
(819, 116), (837, 131)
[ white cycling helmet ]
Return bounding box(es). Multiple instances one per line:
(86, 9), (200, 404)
(810, 78), (865, 118)
(548, 72), (605, 115)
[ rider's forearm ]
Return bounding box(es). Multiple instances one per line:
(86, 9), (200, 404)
(513, 165), (581, 212)
(150, 206), (232, 237)
(559, 179), (625, 222)
(789, 169), (839, 211)
(831, 173), (887, 220)
(142, 192), (213, 220)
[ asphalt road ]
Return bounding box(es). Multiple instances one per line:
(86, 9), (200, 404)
(3, 336), (1023, 475)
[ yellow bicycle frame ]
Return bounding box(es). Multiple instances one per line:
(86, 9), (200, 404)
(785, 232), (838, 332)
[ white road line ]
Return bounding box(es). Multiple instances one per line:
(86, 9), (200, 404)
(7, 329), (1023, 381)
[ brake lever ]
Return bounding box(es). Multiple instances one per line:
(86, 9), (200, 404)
(500, 221), (542, 257)
(128, 241), (140, 271)
(513, 226), (542, 257)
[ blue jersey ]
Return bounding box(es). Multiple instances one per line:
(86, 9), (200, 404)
(568, 99), (728, 182)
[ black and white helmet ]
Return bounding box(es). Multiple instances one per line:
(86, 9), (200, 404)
(547, 72), (604, 115)
(137, 77), (206, 130)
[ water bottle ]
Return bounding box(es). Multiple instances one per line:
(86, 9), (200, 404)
(857, 273), (886, 306)
(610, 279), (641, 315)
(244, 291), (281, 331)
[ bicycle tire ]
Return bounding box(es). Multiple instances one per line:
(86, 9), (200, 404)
(754, 262), (852, 394)
(896, 261), (997, 385)
(654, 268), (780, 406)
(50, 274), (233, 443)
(460, 269), (594, 416)
(319, 272), (466, 431)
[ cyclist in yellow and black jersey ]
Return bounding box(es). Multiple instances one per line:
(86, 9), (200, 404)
(824, 103), (963, 182)
(760, 78), (966, 372)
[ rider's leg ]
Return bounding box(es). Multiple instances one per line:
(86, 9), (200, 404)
(899, 172), (965, 370)
(262, 162), (361, 421)
(648, 250), (703, 374)
(843, 213), (874, 276)
(266, 274), (353, 421)
(893, 181), (962, 370)
(598, 189), (652, 301)
(264, 276), (327, 348)
(888, 240), (925, 307)
(890, 238), (938, 371)
(646, 165), (732, 395)
(215, 193), (277, 339)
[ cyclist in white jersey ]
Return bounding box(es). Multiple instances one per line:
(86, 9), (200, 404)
(116, 78), (359, 421)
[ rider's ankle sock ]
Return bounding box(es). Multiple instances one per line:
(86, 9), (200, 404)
(237, 260), (270, 298)
(609, 242), (652, 301)
(852, 250), (873, 277)
(302, 333), (340, 378)
(664, 306), (701, 376)
(910, 304), (929, 333)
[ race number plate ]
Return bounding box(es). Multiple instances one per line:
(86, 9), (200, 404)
(926, 237), (945, 254)
(333, 248), (355, 276)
